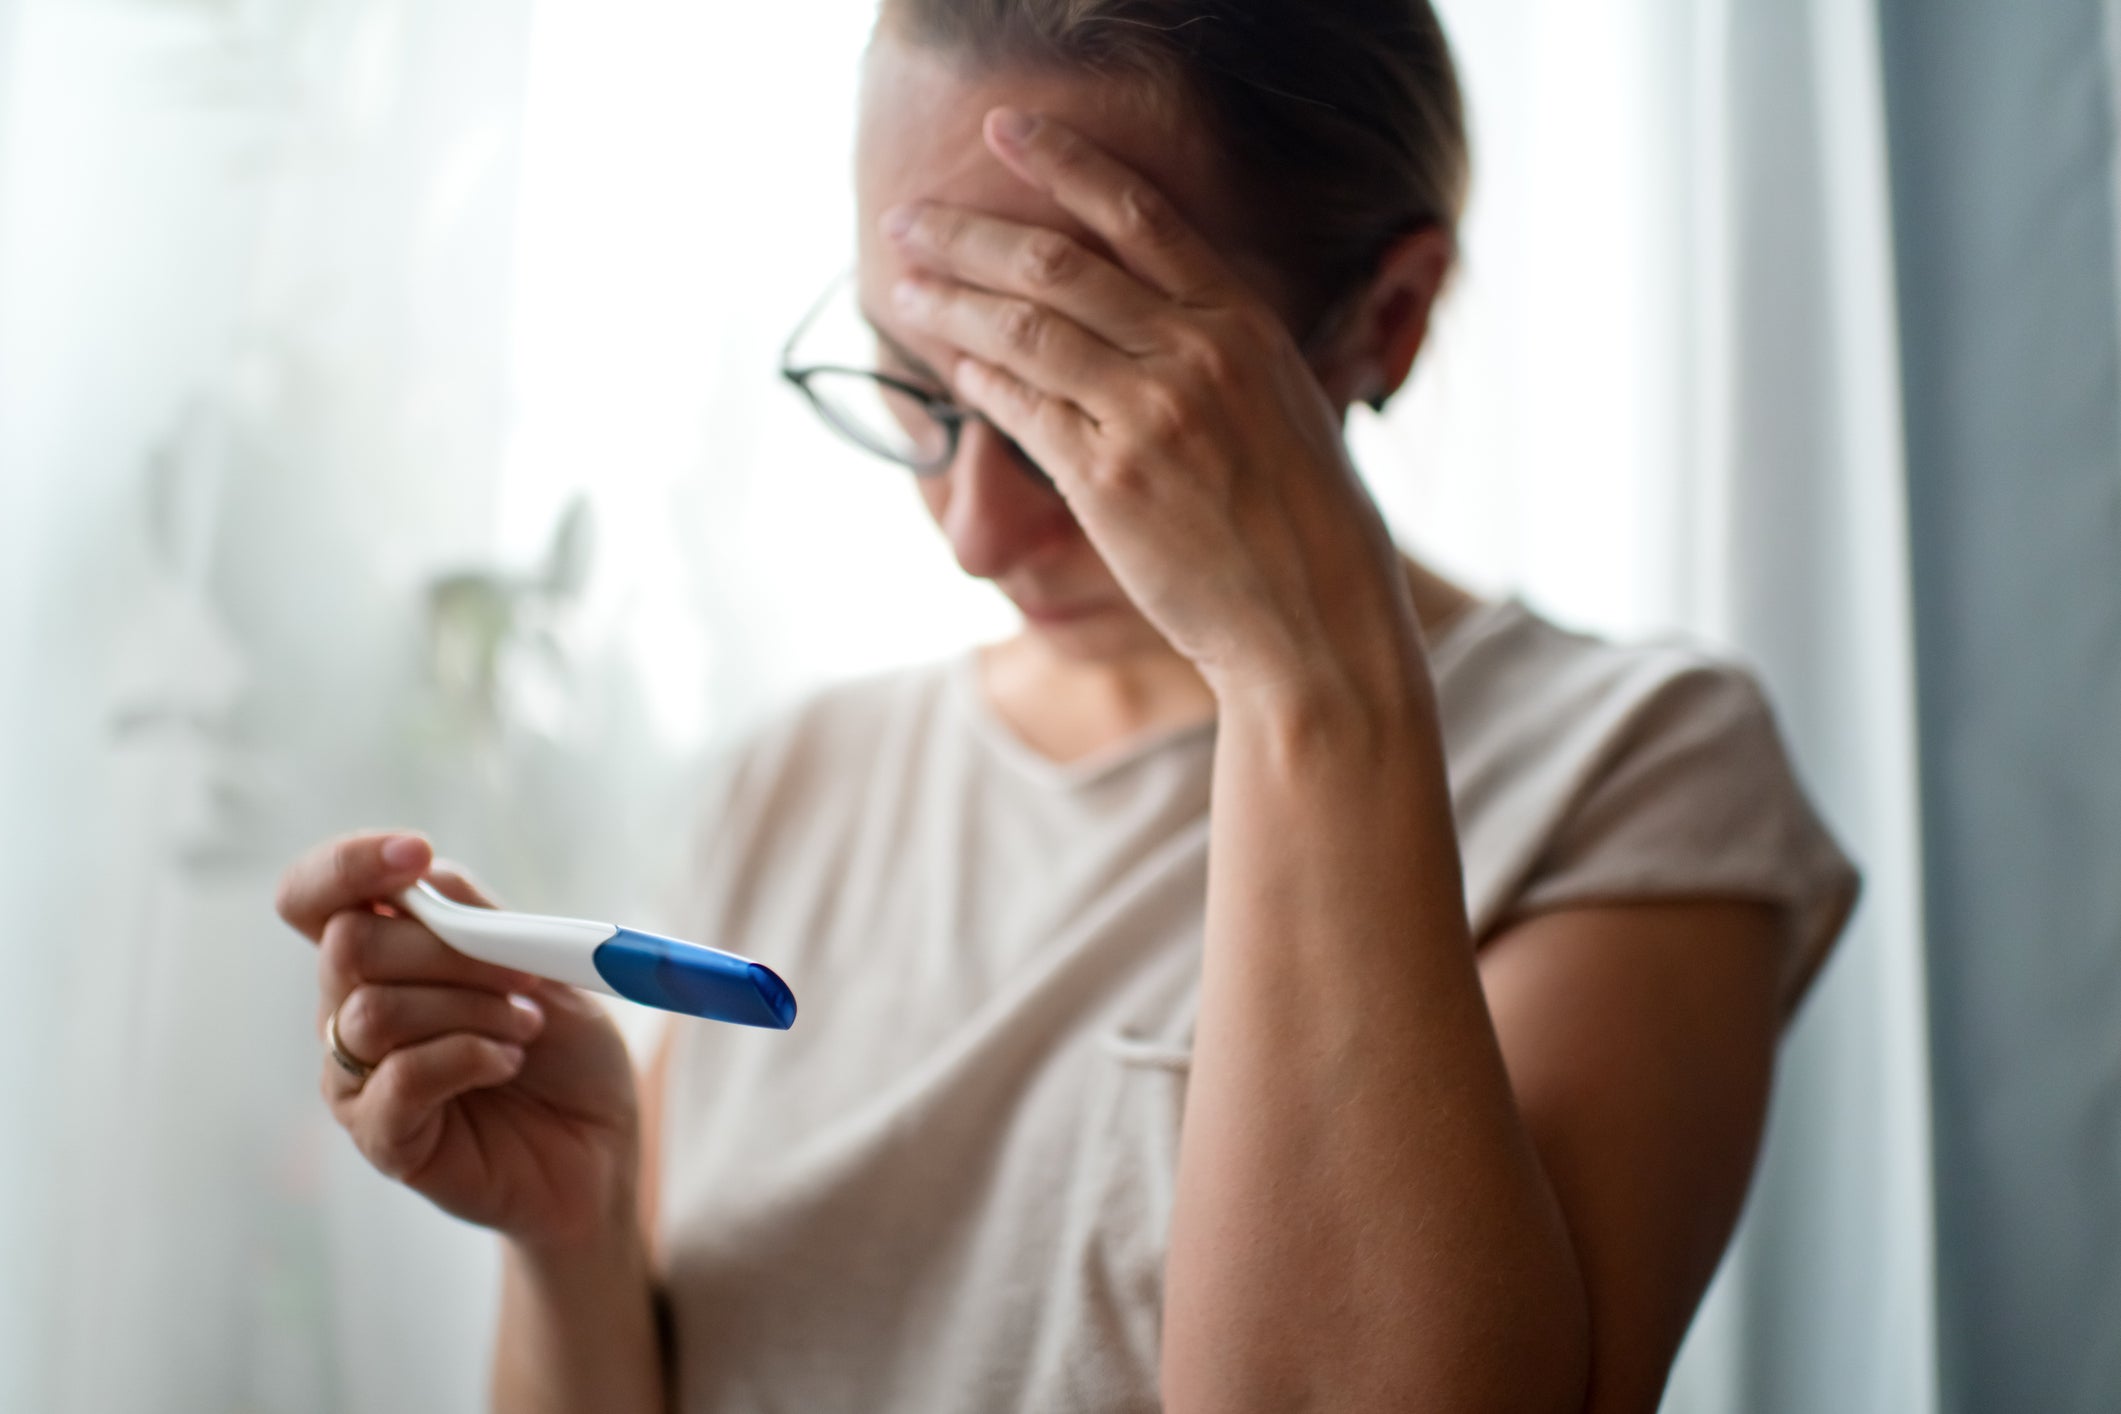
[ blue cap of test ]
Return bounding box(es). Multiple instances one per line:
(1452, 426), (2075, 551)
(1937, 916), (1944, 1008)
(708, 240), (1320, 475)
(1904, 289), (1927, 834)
(592, 928), (798, 1030)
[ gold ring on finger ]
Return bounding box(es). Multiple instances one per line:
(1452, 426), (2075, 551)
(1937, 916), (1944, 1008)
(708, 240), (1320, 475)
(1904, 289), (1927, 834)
(326, 999), (377, 1086)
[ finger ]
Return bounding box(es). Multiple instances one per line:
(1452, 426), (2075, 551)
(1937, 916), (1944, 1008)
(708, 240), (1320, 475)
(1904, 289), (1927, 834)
(276, 831), (433, 941)
(884, 202), (1166, 354)
(952, 353), (1101, 500)
(317, 908), (544, 1015)
(340, 1034), (527, 1182)
(331, 982), (545, 1072)
(893, 273), (1126, 417)
(983, 108), (1239, 307)
(425, 862), (499, 910)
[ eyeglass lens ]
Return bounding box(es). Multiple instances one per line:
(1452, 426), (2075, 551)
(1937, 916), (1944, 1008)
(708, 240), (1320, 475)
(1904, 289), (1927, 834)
(800, 369), (954, 469)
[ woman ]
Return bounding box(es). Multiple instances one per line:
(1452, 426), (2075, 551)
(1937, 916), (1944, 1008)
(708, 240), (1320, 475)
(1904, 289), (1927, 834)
(275, 3), (1858, 1410)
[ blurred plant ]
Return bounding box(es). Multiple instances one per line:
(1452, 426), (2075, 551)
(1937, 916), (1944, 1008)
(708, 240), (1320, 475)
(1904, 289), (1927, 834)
(422, 495), (594, 740)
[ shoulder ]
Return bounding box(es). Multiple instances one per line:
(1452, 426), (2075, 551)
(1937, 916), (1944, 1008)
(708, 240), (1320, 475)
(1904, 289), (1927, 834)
(1441, 598), (1772, 751)
(1440, 599), (1859, 1014)
(1440, 599), (1794, 853)
(1439, 598), (1804, 817)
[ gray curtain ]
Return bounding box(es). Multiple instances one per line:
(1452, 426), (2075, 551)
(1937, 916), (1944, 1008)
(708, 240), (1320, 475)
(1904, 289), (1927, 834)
(1880, 3), (2121, 1411)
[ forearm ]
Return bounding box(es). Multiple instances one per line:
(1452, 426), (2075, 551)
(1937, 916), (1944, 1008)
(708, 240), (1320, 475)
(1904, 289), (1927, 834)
(492, 1215), (666, 1414)
(1163, 673), (1588, 1414)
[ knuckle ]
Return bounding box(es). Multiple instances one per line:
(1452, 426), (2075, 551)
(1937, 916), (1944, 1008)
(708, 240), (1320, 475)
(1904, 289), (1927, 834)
(1116, 183), (1179, 248)
(331, 836), (363, 890)
(1090, 452), (1152, 499)
(356, 1080), (422, 1169)
(1178, 331), (1237, 389)
(996, 375), (1040, 417)
(997, 299), (1048, 356)
(1136, 382), (1197, 446)
(361, 1063), (406, 1118)
(318, 910), (371, 979)
(1018, 232), (1082, 289)
(924, 205), (969, 252)
(1047, 129), (1091, 176)
(361, 1120), (420, 1183)
(338, 985), (391, 1047)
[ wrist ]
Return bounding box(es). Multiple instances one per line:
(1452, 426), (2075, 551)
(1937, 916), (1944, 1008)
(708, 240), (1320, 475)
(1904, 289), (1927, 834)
(494, 1193), (664, 1414)
(507, 1191), (647, 1277)
(1213, 657), (1433, 759)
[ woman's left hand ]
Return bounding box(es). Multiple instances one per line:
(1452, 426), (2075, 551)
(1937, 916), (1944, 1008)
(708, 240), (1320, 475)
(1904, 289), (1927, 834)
(885, 106), (1424, 713)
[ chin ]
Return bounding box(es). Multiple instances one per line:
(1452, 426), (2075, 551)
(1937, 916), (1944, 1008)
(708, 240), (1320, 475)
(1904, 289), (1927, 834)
(1020, 609), (1168, 663)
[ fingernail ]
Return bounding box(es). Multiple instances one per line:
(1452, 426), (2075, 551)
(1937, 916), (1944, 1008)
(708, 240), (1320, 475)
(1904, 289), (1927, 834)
(893, 278), (929, 312)
(992, 108), (1036, 147)
(381, 836), (428, 870)
(508, 994), (545, 1031)
(495, 1043), (526, 1069)
(882, 204), (918, 240)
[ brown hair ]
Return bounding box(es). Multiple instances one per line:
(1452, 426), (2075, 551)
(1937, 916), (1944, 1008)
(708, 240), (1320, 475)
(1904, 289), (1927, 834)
(875, 0), (1470, 329)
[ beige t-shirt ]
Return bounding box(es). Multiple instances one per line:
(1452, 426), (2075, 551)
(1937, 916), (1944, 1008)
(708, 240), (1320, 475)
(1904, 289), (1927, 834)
(652, 597), (1859, 1413)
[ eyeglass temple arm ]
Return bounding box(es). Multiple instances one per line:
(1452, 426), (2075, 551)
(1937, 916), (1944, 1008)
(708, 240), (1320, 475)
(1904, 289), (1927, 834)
(779, 269), (857, 371)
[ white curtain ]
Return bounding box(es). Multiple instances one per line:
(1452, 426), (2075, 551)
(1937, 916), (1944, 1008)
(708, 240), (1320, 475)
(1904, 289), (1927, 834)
(0, 1), (1933, 1411)
(1358, 2), (1936, 1408)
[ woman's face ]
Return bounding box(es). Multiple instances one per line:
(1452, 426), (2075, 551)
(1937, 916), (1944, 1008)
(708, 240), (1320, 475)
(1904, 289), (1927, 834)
(854, 35), (1285, 666)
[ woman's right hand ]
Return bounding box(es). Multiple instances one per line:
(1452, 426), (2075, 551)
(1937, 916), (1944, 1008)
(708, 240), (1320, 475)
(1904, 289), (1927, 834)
(276, 832), (644, 1252)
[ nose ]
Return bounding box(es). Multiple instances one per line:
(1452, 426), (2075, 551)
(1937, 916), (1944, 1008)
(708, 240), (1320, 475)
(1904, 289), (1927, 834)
(933, 419), (1072, 580)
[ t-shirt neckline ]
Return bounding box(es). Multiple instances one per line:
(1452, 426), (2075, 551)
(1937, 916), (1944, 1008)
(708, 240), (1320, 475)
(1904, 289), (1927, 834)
(948, 650), (1218, 791)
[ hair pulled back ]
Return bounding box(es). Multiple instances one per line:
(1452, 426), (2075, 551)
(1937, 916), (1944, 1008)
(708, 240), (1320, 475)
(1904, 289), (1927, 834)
(875, 0), (1470, 326)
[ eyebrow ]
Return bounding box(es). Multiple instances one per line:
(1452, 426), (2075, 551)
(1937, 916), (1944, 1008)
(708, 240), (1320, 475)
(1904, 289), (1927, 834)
(859, 307), (948, 390)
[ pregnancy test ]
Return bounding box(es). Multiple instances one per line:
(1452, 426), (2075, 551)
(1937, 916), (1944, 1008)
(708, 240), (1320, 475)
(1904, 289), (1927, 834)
(392, 879), (797, 1030)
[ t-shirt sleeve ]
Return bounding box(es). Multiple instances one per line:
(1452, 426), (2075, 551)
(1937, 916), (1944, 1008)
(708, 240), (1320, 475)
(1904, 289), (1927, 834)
(1504, 661), (1860, 1015)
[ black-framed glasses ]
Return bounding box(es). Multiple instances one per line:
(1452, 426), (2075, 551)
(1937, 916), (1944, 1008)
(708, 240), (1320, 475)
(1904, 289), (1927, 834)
(779, 274), (1053, 487)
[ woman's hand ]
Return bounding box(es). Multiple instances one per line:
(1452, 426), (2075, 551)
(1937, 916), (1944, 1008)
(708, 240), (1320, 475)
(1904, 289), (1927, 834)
(884, 107), (1424, 712)
(276, 832), (643, 1253)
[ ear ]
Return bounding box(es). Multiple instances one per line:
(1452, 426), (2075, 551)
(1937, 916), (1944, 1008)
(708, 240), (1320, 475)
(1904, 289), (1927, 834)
(1310, 226), (1456, 415)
